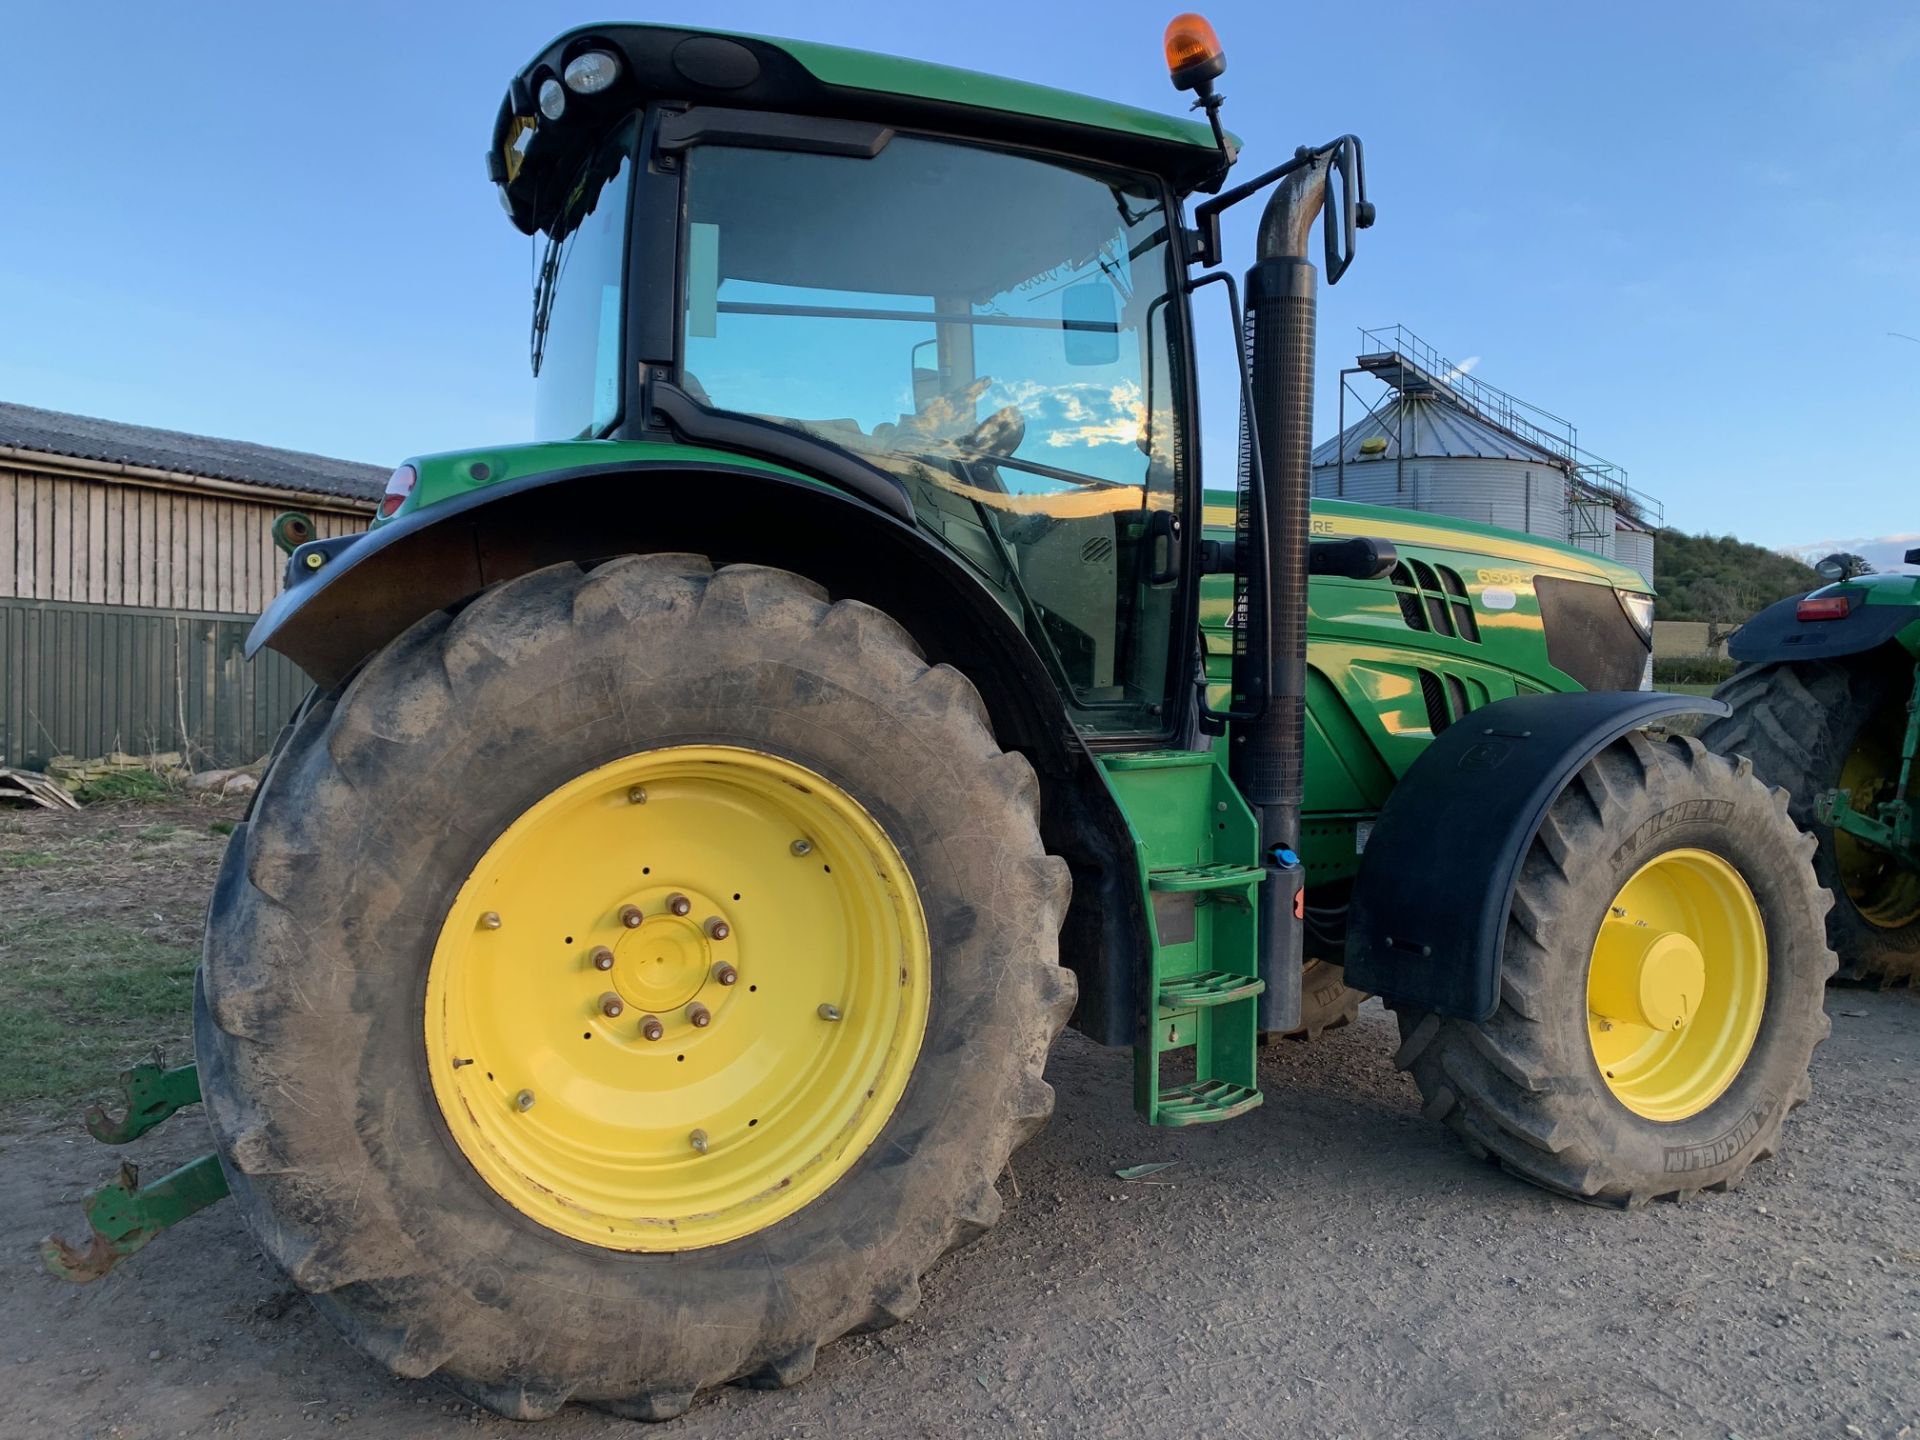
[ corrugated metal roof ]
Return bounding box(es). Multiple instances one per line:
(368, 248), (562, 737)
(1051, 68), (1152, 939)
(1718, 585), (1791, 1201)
(1312, 395), (1568, 469)
(0, 401), (388, 502)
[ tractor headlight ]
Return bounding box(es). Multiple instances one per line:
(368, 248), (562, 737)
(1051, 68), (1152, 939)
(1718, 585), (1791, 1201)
(537, 77), (567, 121)
(563, 50), (621, 94)
(1615, 589), (1654, 645)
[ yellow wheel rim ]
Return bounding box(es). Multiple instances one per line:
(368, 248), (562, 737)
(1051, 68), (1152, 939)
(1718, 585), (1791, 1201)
(1586, 848), (1767, 1122)
(424, 745), (930, 1252)
(1835, 733), (1920, 929)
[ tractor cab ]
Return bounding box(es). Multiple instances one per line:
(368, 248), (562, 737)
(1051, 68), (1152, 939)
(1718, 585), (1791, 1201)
(499, 24), (1218, 738)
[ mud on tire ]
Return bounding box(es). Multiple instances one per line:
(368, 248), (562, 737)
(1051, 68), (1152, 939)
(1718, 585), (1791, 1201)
(1392, 732), (1834, 1207)
(195, 556), (1075, 1421)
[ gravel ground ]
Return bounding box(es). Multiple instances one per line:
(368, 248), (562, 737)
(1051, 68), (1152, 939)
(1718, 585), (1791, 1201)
(5, 983), (1918, 1439)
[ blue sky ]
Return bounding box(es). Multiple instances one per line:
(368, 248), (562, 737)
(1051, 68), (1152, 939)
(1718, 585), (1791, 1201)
(2, 1), (1915, 552)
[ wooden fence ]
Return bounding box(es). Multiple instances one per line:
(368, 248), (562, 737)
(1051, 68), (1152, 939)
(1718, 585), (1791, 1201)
(0, 598), (312, 769)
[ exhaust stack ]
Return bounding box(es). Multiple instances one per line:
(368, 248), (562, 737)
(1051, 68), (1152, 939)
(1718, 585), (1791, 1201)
(1228, 141), (1369, 1031)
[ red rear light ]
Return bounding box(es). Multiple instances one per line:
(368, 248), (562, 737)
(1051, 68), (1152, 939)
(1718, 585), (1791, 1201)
(379, 464), (417, 519)
(1796, 594), (1851, 621)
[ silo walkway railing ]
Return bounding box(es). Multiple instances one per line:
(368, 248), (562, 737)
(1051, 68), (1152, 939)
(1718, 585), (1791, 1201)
(1351, 323), (1663, 527)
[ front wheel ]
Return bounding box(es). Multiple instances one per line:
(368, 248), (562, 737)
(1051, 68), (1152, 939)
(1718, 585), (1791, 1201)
(196, 556), (1075, 1420)
(1393, 732), (1834, 1206)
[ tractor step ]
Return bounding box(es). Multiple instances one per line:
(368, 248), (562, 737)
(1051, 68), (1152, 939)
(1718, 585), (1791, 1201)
(1154, 1080), (1264, 1126)
(1098, 750), (1267, 1128)
(1147, 862), (1266, 893)
(1157, 970), (1266, 1008)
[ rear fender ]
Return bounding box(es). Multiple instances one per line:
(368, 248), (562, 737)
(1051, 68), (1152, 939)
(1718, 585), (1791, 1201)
(252, 461), (1151, 1046)
(1730, 591), (1920, 664)
(1344, 690), (1728, 1020)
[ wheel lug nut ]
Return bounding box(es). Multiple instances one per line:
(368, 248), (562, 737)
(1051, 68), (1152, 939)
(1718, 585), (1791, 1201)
(790, 838), (813, 857)
(479, 911), (502, 930)
(627, 785), (648, 805)
(690, 1129), (709, 1154)
(667, 893), (692, 917)
(818, 1003), (842, 1022)
(713, 962), (739, 986)
(705, 917), (730, 941)
(599, 993), (625, 1019)
(688, 1003), (712, 1028)
(589, 946), (615, 971)
(620, 904), (644, 928)
(639, 1014), (664, 1041)
(514, 1090), (535, 1111)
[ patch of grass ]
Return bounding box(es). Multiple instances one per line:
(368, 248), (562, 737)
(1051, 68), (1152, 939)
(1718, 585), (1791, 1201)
(0, 916), (198, 1106)
(1653, 655), (1737, 687)
(208, 820), (236, 836)
(3, 850), (60, 869)
(73, 769), (176, 806)
(138, 824), (179, 841)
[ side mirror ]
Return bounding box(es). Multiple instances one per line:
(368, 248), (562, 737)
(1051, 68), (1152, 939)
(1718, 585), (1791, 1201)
(1062, 283), (1120, 366)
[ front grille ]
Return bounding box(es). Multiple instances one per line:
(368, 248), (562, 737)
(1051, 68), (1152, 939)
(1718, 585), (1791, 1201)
(1536, 576), (1651, 692)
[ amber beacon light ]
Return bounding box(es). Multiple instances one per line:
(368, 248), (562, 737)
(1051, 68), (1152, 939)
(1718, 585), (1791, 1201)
(1164, 13), (1226, 93)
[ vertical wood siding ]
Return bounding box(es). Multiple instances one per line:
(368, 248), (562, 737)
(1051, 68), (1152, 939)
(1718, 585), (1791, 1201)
(0, 464), (367, 610)
(0, 461), (373, 768)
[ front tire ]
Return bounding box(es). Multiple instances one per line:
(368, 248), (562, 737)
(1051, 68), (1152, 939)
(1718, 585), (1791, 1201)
(1393, 732), (1834, 1206)
(196, 556), (1074, 1420)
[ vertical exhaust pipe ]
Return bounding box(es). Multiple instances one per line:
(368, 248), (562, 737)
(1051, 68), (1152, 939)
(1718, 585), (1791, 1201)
(1232, 145), (1363, 1033)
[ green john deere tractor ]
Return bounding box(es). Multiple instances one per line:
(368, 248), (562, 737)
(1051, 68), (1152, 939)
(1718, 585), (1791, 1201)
(1701, 549), (1920, 984)
(42, 16), (1836, 1421)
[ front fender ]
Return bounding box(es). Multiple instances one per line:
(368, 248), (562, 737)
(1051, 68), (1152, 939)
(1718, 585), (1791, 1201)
(1344, 689), (1728, 1021)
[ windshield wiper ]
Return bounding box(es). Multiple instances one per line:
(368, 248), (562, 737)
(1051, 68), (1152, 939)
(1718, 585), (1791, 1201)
(529, 228), (564, 376)
(904, 443), (1130, 492)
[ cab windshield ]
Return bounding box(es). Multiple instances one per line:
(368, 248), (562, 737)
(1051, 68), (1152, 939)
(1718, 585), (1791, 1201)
(680, 134), (1188, 735)
(531, 118), (637, 441)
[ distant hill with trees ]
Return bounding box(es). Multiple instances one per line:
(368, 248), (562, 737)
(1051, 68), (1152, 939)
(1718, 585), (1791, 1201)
(1653, 530), (1820, 624)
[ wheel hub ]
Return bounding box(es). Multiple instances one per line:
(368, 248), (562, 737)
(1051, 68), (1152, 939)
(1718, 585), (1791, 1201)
(1586, 847), (1767, 1123)
(613, 899), (726, 1020)
(1589, 921), (1706, 1032)
(422, 745), (931, 1252)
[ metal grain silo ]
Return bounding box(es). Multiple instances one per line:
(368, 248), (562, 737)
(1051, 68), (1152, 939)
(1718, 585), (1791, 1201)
(1613, 516), (1655, 585)
(1569, 497), (1616, 559)
(1311, 394), (1573, 543)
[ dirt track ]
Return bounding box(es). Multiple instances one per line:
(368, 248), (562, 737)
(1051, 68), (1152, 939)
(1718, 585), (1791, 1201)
(5, 985), (1918, 1439)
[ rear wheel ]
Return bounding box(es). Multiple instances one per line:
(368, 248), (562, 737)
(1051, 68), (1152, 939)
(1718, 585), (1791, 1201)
(196, 556), (1074, 1420)
(1701, 658), (1920, 984)
(1280, 958), (1364, 1041)
(1393, 732), (1833, 1206)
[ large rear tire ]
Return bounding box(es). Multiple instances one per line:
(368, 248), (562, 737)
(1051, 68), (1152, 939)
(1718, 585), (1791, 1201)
(1393, 732), (1833, 1206)
(1283, 958), (1364, 1041)
(195, 556), (1074, 1420)
(1700, 657), (1920, 984)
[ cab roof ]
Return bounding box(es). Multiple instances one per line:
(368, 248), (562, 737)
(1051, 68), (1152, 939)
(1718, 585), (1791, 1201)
(491, 23), (1230, 234)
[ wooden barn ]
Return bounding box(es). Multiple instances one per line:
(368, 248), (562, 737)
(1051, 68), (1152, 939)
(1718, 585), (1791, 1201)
(0, 403), (384, 768)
